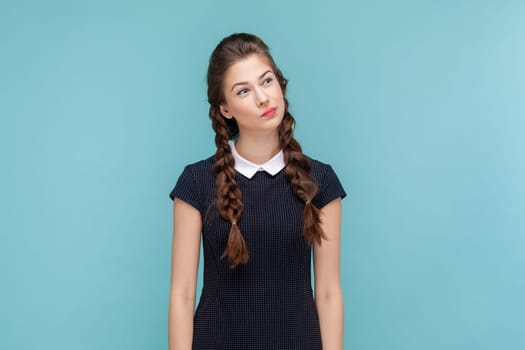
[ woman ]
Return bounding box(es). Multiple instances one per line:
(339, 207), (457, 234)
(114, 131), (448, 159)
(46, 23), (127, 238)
(169, 33), (346, 350)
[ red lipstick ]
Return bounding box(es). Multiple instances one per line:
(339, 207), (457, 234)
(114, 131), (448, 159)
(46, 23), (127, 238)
(261, 107), (277, 118)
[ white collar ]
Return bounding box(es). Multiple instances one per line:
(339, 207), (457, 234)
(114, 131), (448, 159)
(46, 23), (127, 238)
(230, 141), (285, 179)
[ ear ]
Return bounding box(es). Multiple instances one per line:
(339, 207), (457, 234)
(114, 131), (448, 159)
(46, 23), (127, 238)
(219, 104), (234, 119)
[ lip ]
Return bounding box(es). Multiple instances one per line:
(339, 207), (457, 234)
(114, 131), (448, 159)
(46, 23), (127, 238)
(261, 107), (277, 118)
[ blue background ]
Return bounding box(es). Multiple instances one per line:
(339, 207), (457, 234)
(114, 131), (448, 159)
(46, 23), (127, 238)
(1, 0), (524, 349)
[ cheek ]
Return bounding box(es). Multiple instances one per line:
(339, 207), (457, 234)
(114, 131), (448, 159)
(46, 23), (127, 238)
(231, 99), (253, 116)
(272, 86), (285, 100)
(273, 92), (285, 107)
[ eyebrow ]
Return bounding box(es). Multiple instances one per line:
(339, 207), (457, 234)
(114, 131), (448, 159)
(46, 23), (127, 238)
(230, 70), (272, 92)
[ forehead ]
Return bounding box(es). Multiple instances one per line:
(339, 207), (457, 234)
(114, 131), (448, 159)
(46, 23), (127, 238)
(223, 54), (273, 86)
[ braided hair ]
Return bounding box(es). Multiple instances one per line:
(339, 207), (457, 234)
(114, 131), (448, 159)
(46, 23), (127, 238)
(207, 33), (325, 268)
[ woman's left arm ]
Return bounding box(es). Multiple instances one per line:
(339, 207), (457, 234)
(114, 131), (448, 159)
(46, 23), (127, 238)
(314, 197), (344, 350)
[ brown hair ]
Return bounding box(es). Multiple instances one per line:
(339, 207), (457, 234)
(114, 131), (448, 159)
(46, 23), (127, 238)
(207, 33), (325, 268)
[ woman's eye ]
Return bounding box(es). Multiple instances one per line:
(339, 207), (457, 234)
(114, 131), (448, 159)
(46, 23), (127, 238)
(263, 78), (273, 85)
(236, 88), (249, 96)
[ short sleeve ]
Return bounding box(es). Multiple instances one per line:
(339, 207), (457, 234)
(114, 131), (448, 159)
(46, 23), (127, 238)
(312, 164), (347, 209)
(169, 165), (201, 211)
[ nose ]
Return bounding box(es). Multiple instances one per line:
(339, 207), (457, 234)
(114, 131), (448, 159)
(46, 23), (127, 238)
(254, 87), (269, 107)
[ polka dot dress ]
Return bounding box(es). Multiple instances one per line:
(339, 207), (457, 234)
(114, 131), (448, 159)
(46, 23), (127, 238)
(170, 156), (346, 349)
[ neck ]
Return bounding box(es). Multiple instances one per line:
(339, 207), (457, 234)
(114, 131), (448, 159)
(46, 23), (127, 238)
(235, 131), (281, 165)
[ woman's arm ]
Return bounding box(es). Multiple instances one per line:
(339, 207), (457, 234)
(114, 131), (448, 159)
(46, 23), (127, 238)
(313, 198), (344, 350)
(168, 198), (202, 350)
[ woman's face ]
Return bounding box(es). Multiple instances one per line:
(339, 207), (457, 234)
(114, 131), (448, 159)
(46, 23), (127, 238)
(219, 54), (285, 137)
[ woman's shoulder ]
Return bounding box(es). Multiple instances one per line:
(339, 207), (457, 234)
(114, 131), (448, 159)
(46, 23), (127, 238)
(176, 155), (216, 186)
(169, 155), (215, 202)
(183, 155), (215, 171)
(305, 154), (348, 205)
(305, 155), (337, 178)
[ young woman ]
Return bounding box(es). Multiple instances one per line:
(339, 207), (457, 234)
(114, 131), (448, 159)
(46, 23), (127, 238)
(168, 33), (347, 350)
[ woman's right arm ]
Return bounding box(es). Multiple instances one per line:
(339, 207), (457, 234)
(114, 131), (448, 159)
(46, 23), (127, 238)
(168, 198), (202, 350)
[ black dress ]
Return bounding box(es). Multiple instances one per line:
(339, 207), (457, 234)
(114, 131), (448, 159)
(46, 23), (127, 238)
(169, 156), (346, 350)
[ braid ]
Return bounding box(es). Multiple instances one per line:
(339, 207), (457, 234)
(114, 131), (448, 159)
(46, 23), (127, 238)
(210, 106), (249, 268)
(279, 106), (326, 245)
(206, 33), (326, 262)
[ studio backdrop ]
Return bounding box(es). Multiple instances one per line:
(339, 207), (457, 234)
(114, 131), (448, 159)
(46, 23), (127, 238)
(1, 0), (524, 349)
